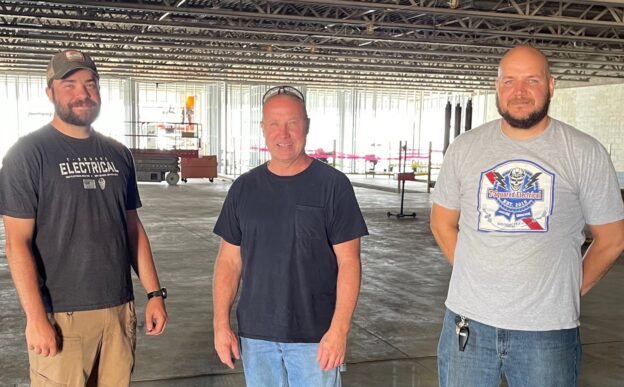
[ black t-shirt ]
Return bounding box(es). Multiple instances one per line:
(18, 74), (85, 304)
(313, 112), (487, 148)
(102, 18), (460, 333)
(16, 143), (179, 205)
(0, 125), (141, 312)
(213, 159), (368, 342)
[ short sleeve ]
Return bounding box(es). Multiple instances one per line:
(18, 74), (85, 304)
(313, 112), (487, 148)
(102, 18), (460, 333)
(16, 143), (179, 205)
(328, 175), (368, 245)
(431, 141), (462, 210)
(213, 182), (242, 246)
(577, 143), (624, 225)
(125, 149), (142, 210)
(0, 143), (39, 219)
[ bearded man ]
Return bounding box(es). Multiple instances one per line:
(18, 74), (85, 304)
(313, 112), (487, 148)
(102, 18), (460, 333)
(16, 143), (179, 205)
(0, 50), (168, 386)
(431, 45), (624, 386)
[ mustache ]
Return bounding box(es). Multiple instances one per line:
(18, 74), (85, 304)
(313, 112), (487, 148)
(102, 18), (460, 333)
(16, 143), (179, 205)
(70, 99), (97, 108)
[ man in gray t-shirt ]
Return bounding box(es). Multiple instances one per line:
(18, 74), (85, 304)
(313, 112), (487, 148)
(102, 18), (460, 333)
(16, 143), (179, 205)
(431, 45), (624, 387)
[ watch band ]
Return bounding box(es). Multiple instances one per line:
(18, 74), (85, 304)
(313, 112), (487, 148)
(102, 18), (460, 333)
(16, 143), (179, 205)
(147, 287), (167, 300)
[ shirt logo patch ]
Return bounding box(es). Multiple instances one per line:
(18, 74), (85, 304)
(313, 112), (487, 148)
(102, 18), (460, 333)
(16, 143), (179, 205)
(477, 160), (555, 233)
(98, 177), (106, 190)
(83, 179), (96, 189)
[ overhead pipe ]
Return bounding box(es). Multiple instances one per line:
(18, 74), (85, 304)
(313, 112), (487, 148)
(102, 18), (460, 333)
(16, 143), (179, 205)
(465, 99), (473, 131)
(454, 102), (462, 139)
(443, 100), (451, 155)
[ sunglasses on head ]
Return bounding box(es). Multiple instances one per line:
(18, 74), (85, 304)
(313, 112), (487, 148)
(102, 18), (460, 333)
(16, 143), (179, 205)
(262, 85), (305, 105)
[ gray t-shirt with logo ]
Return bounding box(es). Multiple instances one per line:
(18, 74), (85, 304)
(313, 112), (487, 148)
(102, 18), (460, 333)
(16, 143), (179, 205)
(432, 118), (624, 330)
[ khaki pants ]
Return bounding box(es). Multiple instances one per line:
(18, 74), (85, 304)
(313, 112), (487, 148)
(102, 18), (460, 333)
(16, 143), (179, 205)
(29, 302), (137, 387)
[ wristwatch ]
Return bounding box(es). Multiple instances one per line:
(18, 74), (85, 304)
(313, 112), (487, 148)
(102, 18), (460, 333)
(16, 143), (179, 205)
(147, 287), (167, 300)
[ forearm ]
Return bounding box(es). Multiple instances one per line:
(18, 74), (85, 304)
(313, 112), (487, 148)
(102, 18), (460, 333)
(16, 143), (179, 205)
(581, 220), (624, 296)
(328, 257), (361, 335)
(431, 225), (458, 265)
(581, 240), (624, 296)
(127, 214), (161, 292)
(6, 243), (48, 322)
(136, 240), (161, 293)
(212, 244), (243, 368)
(430, 205), (460, 265)
(212, 259), (241, 330)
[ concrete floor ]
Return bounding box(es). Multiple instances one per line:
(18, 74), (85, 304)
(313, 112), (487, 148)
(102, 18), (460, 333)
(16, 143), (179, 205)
(1, 177), (623, 387)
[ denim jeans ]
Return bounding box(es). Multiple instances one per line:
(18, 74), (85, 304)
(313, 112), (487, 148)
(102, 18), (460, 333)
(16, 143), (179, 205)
(240, 337), (341, 387)
(438, 308), (581, 387)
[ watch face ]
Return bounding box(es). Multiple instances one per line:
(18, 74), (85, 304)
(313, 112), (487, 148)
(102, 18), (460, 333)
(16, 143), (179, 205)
(161, 288), (168, 299)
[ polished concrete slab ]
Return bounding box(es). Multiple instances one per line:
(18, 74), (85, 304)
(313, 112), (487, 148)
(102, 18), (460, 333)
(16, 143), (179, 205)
(0, 177), (623, 386)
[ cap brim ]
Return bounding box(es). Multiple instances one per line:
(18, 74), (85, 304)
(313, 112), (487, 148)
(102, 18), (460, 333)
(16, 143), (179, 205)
(51, 66), (100, 82)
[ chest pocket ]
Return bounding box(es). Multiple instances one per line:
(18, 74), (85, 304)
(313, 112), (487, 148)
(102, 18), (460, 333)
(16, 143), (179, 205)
(295, 205), (326, 240)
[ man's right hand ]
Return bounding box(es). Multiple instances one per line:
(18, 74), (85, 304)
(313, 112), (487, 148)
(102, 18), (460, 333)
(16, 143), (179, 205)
(25, 317), (58, 357)
(214, 326), (240, 369)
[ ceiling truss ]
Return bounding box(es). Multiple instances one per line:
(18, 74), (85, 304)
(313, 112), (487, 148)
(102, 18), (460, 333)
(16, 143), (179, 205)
(0, 0), (623, 92)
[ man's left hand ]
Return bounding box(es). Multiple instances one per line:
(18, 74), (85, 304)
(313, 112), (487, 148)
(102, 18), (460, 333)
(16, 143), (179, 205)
(316, 328), (347, 371)
(145, 297), (168, 335)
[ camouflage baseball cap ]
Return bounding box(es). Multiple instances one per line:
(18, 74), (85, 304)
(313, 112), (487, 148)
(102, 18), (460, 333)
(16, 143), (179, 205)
(46, 50), (99, 85)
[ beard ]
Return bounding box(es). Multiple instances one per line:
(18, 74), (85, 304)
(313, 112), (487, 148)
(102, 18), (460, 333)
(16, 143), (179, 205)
(496, 93), (550, 130)
(51, 92), (101, 127)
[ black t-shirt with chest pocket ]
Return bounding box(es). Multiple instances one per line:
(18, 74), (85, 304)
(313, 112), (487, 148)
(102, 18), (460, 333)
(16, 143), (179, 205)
(214, 159), (368, 342)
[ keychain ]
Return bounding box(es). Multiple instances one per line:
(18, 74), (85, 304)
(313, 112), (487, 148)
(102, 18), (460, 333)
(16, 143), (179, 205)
(455, 315), (470, 352)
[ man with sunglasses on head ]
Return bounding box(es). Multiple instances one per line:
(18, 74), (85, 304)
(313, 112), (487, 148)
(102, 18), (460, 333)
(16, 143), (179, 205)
(212, 85), (368, 386)
(0, 50), (167, 386)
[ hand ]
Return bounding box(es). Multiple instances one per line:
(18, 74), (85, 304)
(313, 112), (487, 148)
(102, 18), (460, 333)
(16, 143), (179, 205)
(145, 297), (168, 335)
(316, 328), (347, 371)
(25, 316), (58, 357)
(214, 326), (240, 369)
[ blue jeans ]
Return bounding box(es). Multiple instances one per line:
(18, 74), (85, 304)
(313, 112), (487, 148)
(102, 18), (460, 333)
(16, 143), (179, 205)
(240, 337), (341, 387)
(438, 308), (581, 387)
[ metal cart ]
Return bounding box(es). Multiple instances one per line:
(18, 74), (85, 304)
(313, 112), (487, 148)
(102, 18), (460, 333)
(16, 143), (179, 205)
(126, 121), (206, 186)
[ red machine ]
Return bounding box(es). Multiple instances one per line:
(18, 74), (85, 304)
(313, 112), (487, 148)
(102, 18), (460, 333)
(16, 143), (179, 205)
(127, 121), (217, 185)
